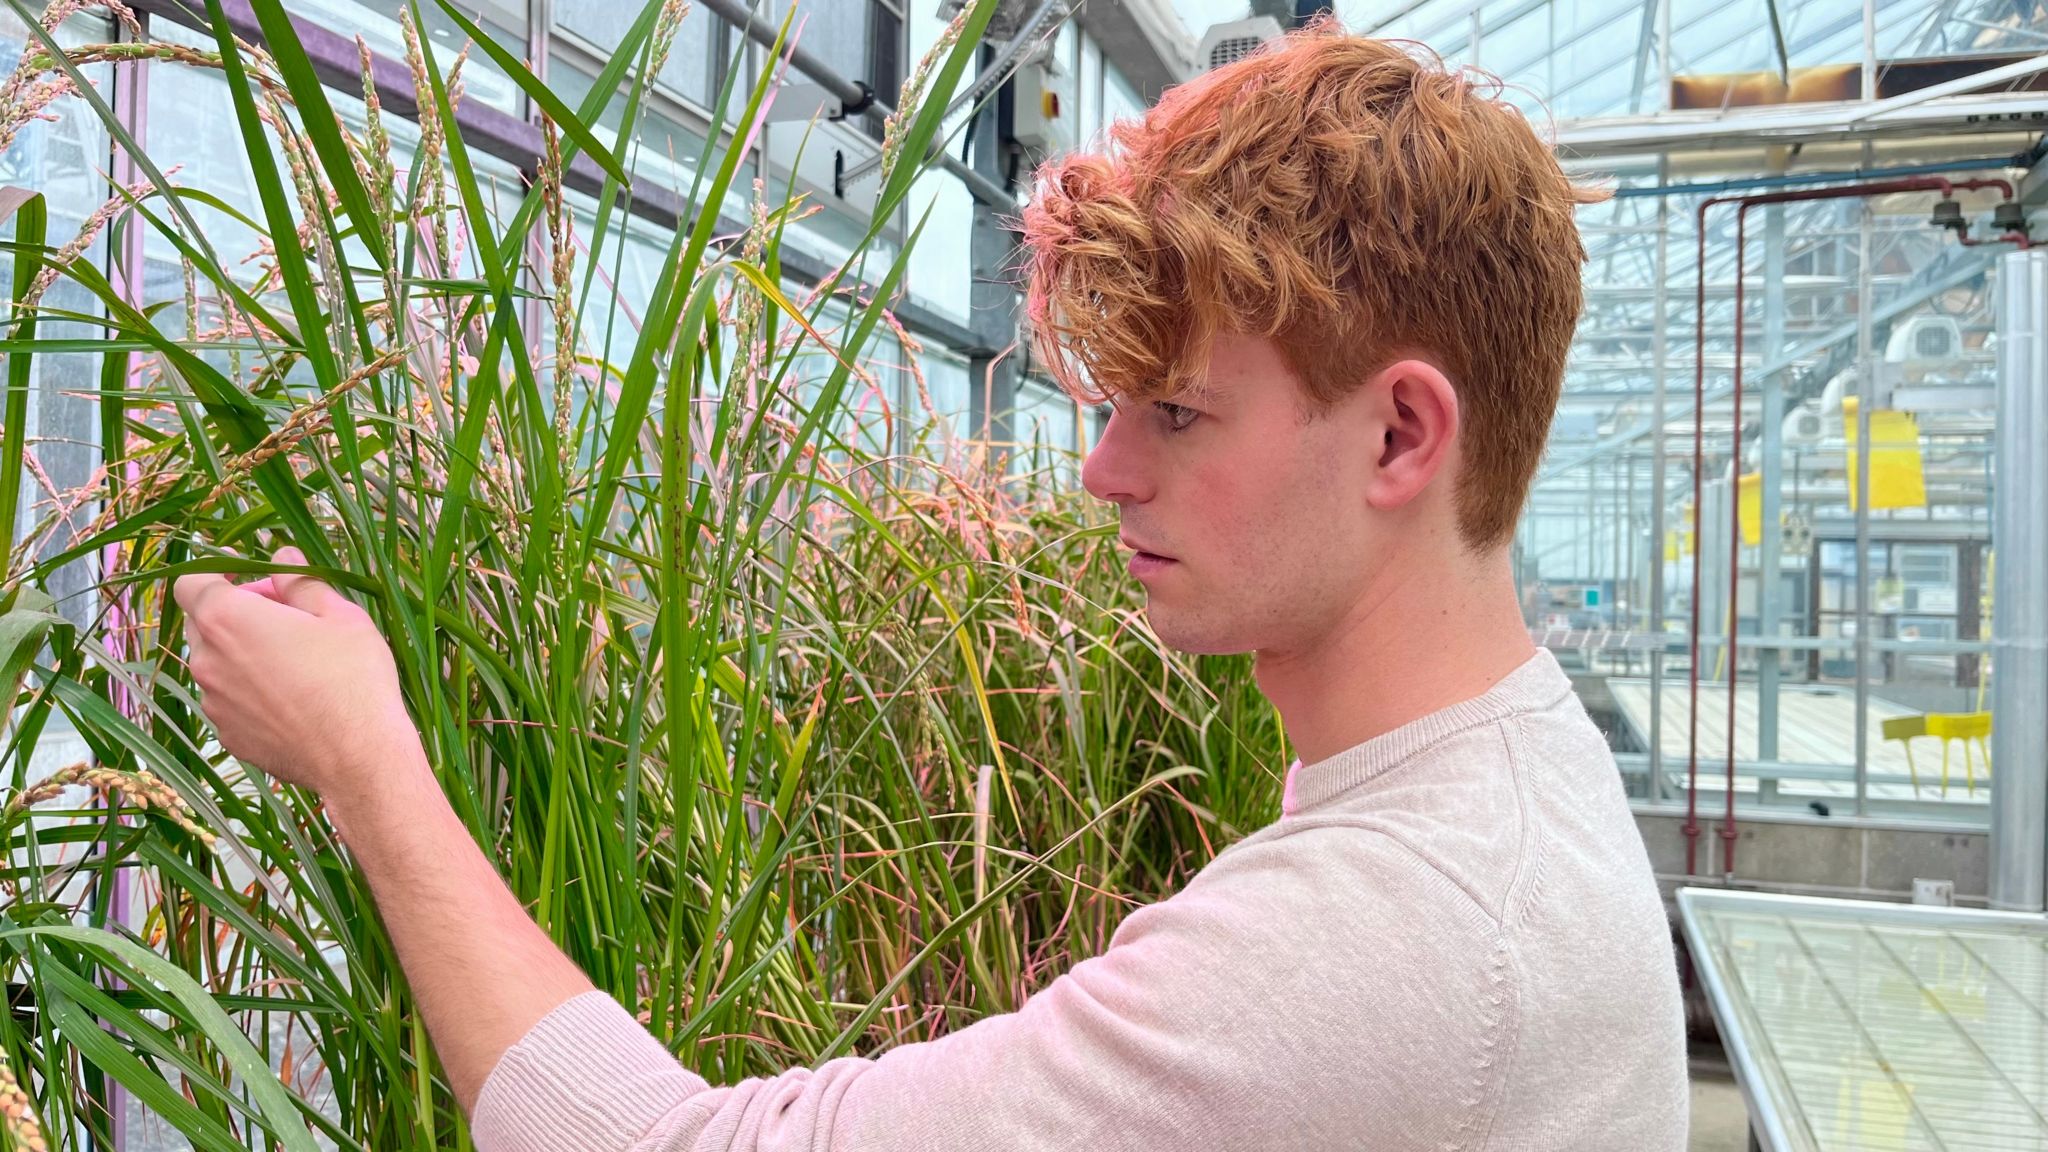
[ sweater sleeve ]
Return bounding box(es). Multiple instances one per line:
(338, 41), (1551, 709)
(470, 827), (1517, 1152)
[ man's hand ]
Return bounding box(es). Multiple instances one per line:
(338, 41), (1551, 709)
(174, 544), (598, 1111)
(172, 546), (414, 806)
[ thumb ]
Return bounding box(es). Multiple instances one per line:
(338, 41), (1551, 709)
(172, 570), (233, 617)
(270, 546), (347, 616)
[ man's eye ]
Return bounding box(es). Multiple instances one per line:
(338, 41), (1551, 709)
(1157, 401), (1199, 431)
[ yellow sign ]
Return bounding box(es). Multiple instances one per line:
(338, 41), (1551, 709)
(1842, 397), (1928, 510)
(1738, 472), (1764, 548)
(1666, 503), (1695, 561)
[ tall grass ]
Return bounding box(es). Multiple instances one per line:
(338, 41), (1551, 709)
(0, 0), (1286, 1147)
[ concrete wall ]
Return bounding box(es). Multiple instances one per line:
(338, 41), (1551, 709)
(1635, 809), (1989, 906)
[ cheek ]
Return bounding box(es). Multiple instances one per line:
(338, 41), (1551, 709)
(1183, 440), (1340, 572)
(1244, 435), (1365, 591)
(1178, 461), (1273, 563)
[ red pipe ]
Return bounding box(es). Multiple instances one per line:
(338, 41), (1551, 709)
(1684, 176), (2017, 877)
(1960, 231), (2034, 249)
(1686, 199), (1710, 875)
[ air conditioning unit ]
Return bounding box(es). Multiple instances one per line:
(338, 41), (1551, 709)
(1885, 315), (1962, 364)
(1197, 16), (1284, 73)
(1783, 402), (1827, 446)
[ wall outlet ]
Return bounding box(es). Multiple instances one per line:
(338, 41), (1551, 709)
(1912, 878), (1956, 907)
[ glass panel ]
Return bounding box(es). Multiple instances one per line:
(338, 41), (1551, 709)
(779, 196), (899, 276)
(1009, 379), (1081, 485)
(1531, 114), (2019, 822)
(544, 50), (751, 226)
(562, 187), (672, 378)
(1347, 0), (2048, 119)
(919, 343), (974, 448)
(144, 25), (523, 294)
(905, 168), (974, 325)
(798, 0), (869, 99)
(1684, 891), (2048, 1152)
(284, 0), (526, 116)
(553, 0), (718, 108)
(0, 9), (109, 633)
(148, 20), (290, 292)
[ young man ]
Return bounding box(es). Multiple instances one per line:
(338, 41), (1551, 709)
(174, 21), (1687, 1151)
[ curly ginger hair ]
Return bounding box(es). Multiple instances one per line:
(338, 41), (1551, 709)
(1019, 17), (1607, 548)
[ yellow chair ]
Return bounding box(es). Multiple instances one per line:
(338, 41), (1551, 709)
(1881, 715), (1927, 796)
(1924, 711), (1992, 797)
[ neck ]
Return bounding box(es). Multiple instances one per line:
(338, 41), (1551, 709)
(1254, 546), (1535, 767)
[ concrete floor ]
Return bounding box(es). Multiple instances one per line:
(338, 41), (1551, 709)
(1691, 1072), (1752, 1151)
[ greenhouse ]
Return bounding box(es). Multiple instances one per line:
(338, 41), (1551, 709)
(3, 0), (2048, 1148)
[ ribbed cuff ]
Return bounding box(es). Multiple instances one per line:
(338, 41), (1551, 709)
(472, 991), (707, 1152)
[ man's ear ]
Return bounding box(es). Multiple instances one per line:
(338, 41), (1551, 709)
(1364, 358), (1459, 512)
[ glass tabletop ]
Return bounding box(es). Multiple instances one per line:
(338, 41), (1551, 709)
(1679, 888), (2048, 1152)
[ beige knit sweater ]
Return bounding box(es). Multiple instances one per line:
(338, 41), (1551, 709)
(473, 648), (1688, 1150)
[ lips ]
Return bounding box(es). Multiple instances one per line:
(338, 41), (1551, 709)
(1119, 535), (1174, 562)
(1120, 534), (1177, 579)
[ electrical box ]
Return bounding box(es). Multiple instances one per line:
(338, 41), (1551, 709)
(1010, 51), (1074, 157)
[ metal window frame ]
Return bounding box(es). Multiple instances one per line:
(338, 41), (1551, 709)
(128, 0), (995, 358)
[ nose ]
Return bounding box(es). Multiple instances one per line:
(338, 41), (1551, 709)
(1082, 403), (1155, 506)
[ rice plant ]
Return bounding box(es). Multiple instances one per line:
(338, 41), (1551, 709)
(0, 0), (1286, 1146)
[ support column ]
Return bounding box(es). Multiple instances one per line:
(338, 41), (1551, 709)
(1852, 192), (1874, 817)
(967, 45), (1018, 453)
(1586, 460), (1597, 580)
(1612, 455), (1624, 620)
(1758, 204), (1786, 761)
(1990, 247), (2048, 912)
(1649, 185), (1670, 802)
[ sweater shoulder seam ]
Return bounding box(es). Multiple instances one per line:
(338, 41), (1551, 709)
(1461, 935), (1525, 1152)
(1499, 716), (1547, 929)
(1254, 811), (1504, 930)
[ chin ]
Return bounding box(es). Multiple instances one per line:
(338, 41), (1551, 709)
(1140, 603), (1258, 656)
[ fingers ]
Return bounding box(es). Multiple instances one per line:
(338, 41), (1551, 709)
(239, 577), (280, 602)
(172, 571), (233, 618)
(269, 546), (346, 617)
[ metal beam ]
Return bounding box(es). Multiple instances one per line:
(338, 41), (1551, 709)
(1540, 243), (2000, 479)
(1764, 0), (1792, 84)
(1611, 152), (2036, 199)
(1629, 0), (1658, 115)
(1556, 92), (2048, 158)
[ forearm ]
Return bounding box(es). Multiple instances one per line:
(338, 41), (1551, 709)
(328, 732), (596, 1112)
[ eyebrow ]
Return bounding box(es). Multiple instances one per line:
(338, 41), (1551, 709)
(1161, 384), (1225, 406)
